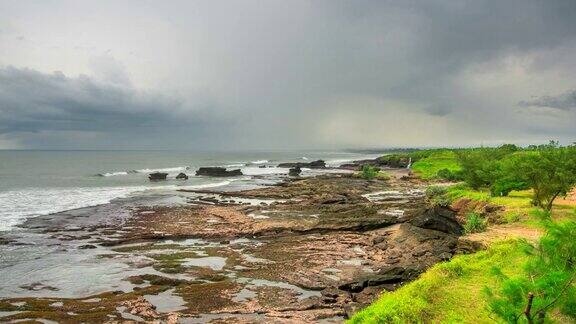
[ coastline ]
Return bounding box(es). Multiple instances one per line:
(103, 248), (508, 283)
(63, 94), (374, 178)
(0, 163), (467, 323)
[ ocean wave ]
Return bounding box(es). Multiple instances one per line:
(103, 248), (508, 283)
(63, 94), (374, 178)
(97, 171), (129, 177)
(241, 166), (288, 176)
(224, 163), (246, 168)
(0, 179), (237, 232)
(0, 186), (146, 231)
(134, 166), (190, 173)
(250, 160), (269, 164)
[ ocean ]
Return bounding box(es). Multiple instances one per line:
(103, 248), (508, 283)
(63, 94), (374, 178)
(0, 150), (379, 232)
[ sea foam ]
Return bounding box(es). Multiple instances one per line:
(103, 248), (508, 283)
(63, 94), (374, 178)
(0, 180), (234, 232)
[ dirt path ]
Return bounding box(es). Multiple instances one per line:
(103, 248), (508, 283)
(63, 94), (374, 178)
(463, 223), (542, 245)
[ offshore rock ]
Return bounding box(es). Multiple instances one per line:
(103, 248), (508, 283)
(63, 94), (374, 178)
(277, 160), (326, 169)
(175, 172), (189, 180)
(195, 167), (243, 177)
(288, 166), (302, 176)
(148, 172), (168, 181)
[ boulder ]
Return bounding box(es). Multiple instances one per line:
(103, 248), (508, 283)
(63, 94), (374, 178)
(277, 160), (326, 169)
(409, 206), (463, 235)
(195, 167), (243, 177)
(148, 172), (168, 181)
(288, 166), (302, 176)
(176, 172), (189, 180)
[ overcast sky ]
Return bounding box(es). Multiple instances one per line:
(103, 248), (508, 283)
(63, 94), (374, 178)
(1, 0), (575, 150)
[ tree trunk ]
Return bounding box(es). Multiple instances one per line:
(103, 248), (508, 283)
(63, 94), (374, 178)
(545, 191), (561, 211)
(525, 292), (535, 324)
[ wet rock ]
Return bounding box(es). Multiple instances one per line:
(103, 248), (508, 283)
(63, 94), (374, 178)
(278, 160), (326, 169)
(0, 237), (15, 245)
(78, 244), (97, 249)
(288, 166), (302, 177)
(148, 172), (168, 181)
(409, 206), (463, 235)
(176, 172), (189, 180)
(20, 282), (59, 291)
(196, 167), (243, 177)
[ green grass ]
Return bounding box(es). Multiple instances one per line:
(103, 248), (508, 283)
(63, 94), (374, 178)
(348, 240), (530, 323)
(411, 150), (461, 180)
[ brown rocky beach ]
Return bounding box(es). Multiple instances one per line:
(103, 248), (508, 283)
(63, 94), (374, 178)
(0, 164), (471, 323)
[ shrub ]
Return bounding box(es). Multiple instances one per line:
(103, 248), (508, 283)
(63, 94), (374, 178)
(360, 165), (380, 180)
(463, 212), (487, 233)
(426, 185), (447, 198)
(485, 221), (576, 323)
(529, 208), (551, 221)
(426, 185), (451, 207)
(436, 168), (462, 181)
(502, 211), (522, 223)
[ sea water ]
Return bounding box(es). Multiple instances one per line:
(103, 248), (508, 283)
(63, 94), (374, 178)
(0, 150), (379, 231)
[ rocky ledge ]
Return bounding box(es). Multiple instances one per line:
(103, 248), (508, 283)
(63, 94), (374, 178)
(0, 171), (468, 323)
(195, 167), (243, 177)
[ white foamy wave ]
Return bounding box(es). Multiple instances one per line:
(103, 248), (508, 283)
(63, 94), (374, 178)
(0, 186), (147, 231)
(224, 163), (246, 168)
(241, 166), (288, 176)
(98, 171), (129, 177)
(134, 166), (190, 173)
(0, 179), (239, 231)
(301, 157), (309, 160)
(250, 160), (269, 164)
(181, 180), (233, 189)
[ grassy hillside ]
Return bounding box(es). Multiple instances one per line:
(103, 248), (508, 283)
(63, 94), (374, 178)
(349, 240), (528, 323)
(351, 145), (576, 323)
(410, 150), (460, 180)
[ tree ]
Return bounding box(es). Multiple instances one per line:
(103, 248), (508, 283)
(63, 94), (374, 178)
(508, 144), (576, 210)
(485, 221), (576, 323)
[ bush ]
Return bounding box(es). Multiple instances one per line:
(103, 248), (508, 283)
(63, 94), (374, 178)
(463, 212), (487, 233)
(529, 208), (551, 221)
(426, 185), (451, 207)
(436, 168), (462, 181)
(426, 185), (447, 198)
(360, 165), (380, 180)
(485, 221), (576, 322)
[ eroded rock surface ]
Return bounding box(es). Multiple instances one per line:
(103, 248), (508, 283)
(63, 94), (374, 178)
(0, 173), (462, 323)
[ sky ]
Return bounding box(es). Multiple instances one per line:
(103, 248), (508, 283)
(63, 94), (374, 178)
(0, 0), (575, 150)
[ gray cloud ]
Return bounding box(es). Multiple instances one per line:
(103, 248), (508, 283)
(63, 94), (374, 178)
(0, 0), (575, 149)
(519, 90), (576, 110)
(0, 67), (184, 134)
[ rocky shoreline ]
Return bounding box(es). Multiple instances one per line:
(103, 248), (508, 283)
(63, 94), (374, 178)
(0, 166), (470, 323)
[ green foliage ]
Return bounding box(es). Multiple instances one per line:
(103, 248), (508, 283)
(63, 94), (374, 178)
(463, 212), (487, 233)
(411, 150), (461, 180)
(529, 208), (552, 221)
(504, 143), (576, 210)
(456, 144), (520, 191)
(360, 165), (380, 180)
(453, 143), (576, 209)
(436, 168), (462, 181)
(485, 221), (576, 323)
(426, 185), (452, 207)
(349, 240), (529, 323)
(426, 185), (448, 197)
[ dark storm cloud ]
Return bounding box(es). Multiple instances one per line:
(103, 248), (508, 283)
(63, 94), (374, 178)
(1, 0), (576, 148)
(0, 67), (187, 133)
(519, 90), (576, 110)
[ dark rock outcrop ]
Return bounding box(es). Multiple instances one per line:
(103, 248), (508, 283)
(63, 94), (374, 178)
(409, 206), (463, 235)
(176, 173), (189, 180)
(195, 167), (243, 177)
(277, 160), (326, 169)
(339, 156), (411, 170)
(148, 172), (168, 181)
(288, 166), (302, 176)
